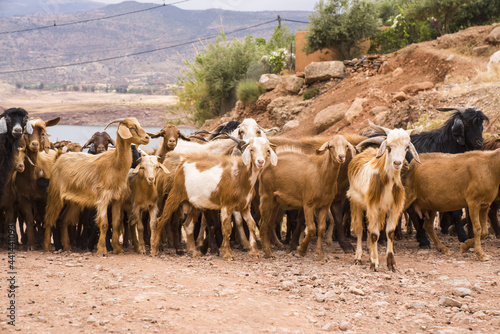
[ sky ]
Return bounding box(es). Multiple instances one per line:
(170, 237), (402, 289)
(98, 0), (316, 12)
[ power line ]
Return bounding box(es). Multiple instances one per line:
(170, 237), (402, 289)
(0, 18), (278, 75)
(0, 0), (190, 35)
(281, 18), (309, 24)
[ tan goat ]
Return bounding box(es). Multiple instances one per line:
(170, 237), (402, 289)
(44, 118), (150, 255)
(403, 148), (500, 261)
(149, 124), (190, 163)
(259, 135), (354, 260)
(151, 137), (278, 260)
(122, 154), (169, 254)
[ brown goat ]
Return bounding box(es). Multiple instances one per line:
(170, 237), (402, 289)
(13, 118), (59, 250)
(122, 154), (169, 254)
(404, 148), (500, 261)
(44, 118), (150, 255)
(259, 135), (354, 260)
(149, 124), (190, 163)
(264, 133), (366, 252)
(83, 131), (115, 154)
(151, 137), (278, 260)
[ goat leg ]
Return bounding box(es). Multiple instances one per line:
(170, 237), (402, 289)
(183, 209), (202, 258)
(461, 206), (489, 261)
(314, 207), (329, 261)
(220, 207), (235, 261)
(233, 211), (251, 251)
(331, 201), (354, 253)
(422, 211), (450, 255)
(488, 200), (500, 238)
(241, 207), (260, 259)
(297, 206), (315, 257)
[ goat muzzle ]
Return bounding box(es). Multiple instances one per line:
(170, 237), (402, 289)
(393, 161), (402, 170)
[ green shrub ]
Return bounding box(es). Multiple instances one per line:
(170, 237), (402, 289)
(237, 80), (265, 105)
(303, 88), (320, 100)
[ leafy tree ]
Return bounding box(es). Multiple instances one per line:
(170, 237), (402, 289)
(176, 32), (262, 124)
(267, 25), (295, 52)
(305, 0), (380, 60)
(403, 0), (475, 35)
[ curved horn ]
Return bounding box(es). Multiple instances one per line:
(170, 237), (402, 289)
(368, 120), (391, 135)
(82, 133), (96, 149)
(26, 155), (37, 167)
(104, 131), (116, 146)
(187, 134), (208, 142)
(104, 118), (126, 130)
(436, 107), (467, 114)
(356, 136), (387, 152)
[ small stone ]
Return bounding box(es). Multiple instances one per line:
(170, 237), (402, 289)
(87, 315), (97, 324)
(394, 91), (407, 101)
(392, 67), (403, 77)
(315, 293), (326, 303)
(306, 316), (317, 323)
(439, 296), (462, 308)
(454, 288), (473, 297)
(446, 55), (455, 61)
(324, 290), (336, 299)
(339, 320), (351, 331)
(281, 281), (294, 291)
(321, 322), (334, 331)
(96, 264), (103, 271)
(349, 287), (365, 296)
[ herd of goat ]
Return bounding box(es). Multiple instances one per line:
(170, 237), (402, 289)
(0, 105), (499, 271)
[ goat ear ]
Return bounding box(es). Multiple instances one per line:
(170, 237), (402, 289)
(242, 146), (252, 166)
(269, 148), (278, 166)
(117, 124), (132, 140)
(45, 117), (61, 127)
(25, 120), (33, 135)
(158, 163), (170, 174)
(317, 142), (330, 153)
(0, 117), (7, 134)
(408, 142), (420, 163)
(178, 131), (191, 141)
(131, 164), (141, 174)
(407, 125), (423, 136)
(376, 140), (387, 158)
(347, 142), (357, 157)
(147, 131), (162, 139)
(452, 119), (465, 145)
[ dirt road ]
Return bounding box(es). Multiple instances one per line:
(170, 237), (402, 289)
(2, 234), (499, 334)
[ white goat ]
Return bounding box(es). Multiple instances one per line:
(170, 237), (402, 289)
(347, 122), (421, 271)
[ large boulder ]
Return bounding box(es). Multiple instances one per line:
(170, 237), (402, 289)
(305, 61), (345, 84)
(345, 98), (367, 124)
(267, 97), (306, 123)
(486, 26), (500, 44)
(284, 76), (305, 94)
(282, 119), (300, 132)
(487, 50), (500, 72)
(259, 74), (282, 91)
(313, 103), (348, 133)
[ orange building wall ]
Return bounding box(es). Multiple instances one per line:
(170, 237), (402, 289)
(295, 31), (340, 72)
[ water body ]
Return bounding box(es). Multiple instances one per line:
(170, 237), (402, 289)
(47, 124), (196, 150)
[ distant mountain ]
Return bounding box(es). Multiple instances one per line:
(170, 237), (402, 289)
(0, 1), (310, 86)
(0, 0), (106, 18)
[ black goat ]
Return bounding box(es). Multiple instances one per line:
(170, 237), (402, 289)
(407, 106), (488, 248)
(0, 108), (32, 202)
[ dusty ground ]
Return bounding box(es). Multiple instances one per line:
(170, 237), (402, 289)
(1, 233), (500, 334)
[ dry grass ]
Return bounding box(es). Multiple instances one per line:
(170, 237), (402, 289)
(473, 62), (500, 84)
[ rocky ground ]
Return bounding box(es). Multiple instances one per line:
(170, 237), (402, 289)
(1, 232), (500, 334)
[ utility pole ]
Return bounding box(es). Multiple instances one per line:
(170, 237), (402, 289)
(278, 15), (281, 29)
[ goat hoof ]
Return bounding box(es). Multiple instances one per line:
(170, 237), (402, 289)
(263, 252), (275, 259)
(370, 263), (378, 272)
(297, 247), (307, 257)
(324, 238), (334, 246)
(354, 259), (362, 265)
(477, 253), (490, 261)
(340, 242), (354, 254)
(176, 249), (185, 256)
(191, 250), (203, 258)
(249, 250), (259, 259)
(418, 243), (431, 249)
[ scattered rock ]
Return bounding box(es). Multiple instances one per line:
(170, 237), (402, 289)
(284, 76), (305, 94)
(339, 320), (351, 331)
(345, 98), (367, 124)
(281, 281), (295, 291)
(370, 106), (389, 115)
(445, 279), (471, 287)
(349, 287), (365, 296)
(267, 97), (306, 123)
(305, 61), (345, 84)
(472, 46), (489, 56)
(315, 293), (326, 303)
(487, 50), (500, 72)
(87, 315), (97, 324)
(439, 296), (462, 308)
(392, 67), (404, 77)
(394, 91), (407, 101)
(324, 290), (336, 299)
(454, 287), (473, 297)
(321, 322), (334, 331)
(282, 119), (300, 132)
(446, 55), (455, 61)
(486, 26), (500, 44)
(259, 74), (282, 91)
(295, 71), (305, 78)
(313, 103), (348, 133)
(400, 81), (434, 95)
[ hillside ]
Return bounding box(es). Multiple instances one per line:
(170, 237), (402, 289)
(209, 23), (500, 138)
(0, 1), (309, 86)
